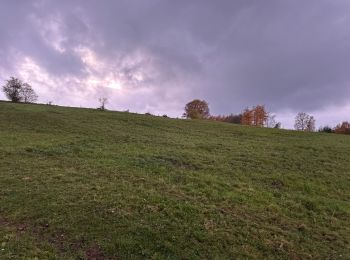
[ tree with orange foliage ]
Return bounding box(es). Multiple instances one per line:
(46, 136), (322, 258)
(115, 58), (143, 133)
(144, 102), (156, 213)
(334, 121), (350, 135)
(241, 105), (268, 127)
(253, 105), (268, 126)
(241, 108), (253, 125)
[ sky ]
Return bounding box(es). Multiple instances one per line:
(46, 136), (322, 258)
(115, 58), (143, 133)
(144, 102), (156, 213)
(0, 0), (349, 129)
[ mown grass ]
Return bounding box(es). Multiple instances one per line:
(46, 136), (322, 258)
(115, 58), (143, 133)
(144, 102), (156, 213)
(0, 101), (349, 259)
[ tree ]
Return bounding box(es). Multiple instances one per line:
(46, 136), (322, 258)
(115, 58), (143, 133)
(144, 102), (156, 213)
(183, 99), (209, 119)
(306, 116), (316, 132)
(2, 77), (23, 102)
(253, 105), (268, 127)
(241, 105), (268, 127)
(20, 83), (38, 103)
(334, 121), (350, 135)
(294, 112), (315, 132)
(98, 97), (108, 111)
(265, 113), (282, 128)
(241, 108), (254, 125)
(2, 77), (38, 103)
(266, 114), (276, 128)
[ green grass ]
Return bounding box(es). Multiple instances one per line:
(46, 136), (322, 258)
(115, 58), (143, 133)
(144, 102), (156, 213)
(0, 101), (349, 259)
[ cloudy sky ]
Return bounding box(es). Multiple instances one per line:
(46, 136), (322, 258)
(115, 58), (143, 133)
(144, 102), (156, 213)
(1, 0), (349, 128)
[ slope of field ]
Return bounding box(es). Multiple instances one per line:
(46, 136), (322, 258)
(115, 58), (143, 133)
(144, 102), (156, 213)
(0, 101), (349, 259)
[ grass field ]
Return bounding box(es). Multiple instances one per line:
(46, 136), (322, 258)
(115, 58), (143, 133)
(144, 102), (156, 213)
(0, 101), (349, 259)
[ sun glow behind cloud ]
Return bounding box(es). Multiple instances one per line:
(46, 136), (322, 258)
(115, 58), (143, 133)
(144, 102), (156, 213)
(9, 52), (120, 106)
(0, 4), (188, 116)
(107, 81), (122, 90)
(1, 43), (185, 117)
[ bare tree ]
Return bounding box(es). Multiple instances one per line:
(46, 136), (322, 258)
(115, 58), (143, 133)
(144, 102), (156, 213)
(98, 97), (108, 111)
(306, 116), (316, 132)
(265, 113), (282, 128)
(294, 112), (316, 132)
(20, 83), (38, 103)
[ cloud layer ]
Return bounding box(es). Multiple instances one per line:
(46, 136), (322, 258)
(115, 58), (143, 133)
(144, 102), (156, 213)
(1, 0), (349, 127)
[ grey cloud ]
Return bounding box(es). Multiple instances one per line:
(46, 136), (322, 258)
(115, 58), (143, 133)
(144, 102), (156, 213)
(0, 0), (349, 125)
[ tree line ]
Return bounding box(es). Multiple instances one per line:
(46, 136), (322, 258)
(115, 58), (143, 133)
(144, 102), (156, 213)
(1, 77), (349, 135)
(183, 99), (281, 128)
(183, 99), (350, 135)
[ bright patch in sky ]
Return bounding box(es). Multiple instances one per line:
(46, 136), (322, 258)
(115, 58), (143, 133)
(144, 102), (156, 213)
(107, 81), (122, 90)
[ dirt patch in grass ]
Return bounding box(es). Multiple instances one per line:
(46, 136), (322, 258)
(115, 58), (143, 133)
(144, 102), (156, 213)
(85, 244), (107, 260)
(0, 215), (112, 259)
(271, 179), (285, 190)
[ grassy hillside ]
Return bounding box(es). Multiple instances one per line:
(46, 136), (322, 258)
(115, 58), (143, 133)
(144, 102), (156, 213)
(0, 101), (349, 259)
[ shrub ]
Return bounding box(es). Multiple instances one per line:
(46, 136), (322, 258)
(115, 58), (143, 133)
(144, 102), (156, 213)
(318, 126), (334, 133)
(208, 114), (242, 124)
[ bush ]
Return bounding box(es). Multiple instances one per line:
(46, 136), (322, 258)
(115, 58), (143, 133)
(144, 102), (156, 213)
(208, 114), (242, 124)
(318, 126), (334, 133)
